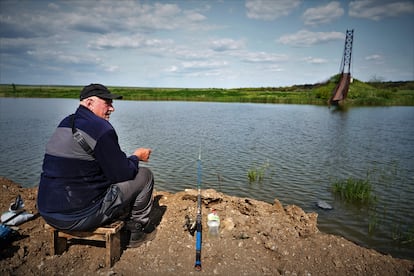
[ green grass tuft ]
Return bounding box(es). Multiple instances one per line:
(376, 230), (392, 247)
(247, 161), (269, 183)
(331, 177), (376, 204)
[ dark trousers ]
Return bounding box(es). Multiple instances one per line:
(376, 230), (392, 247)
(47, 167), (154, 231)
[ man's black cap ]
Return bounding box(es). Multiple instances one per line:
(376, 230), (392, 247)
(80, 84), (123, 100)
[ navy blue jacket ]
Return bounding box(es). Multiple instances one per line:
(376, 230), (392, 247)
(37, 105), (139, 221)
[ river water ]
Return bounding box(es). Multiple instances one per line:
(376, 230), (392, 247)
(1, 98), (413, 259)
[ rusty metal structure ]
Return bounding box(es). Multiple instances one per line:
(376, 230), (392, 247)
(328, 29), (354, 106)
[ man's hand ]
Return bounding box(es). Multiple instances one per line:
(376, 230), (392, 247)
(134, 148), (152, 162)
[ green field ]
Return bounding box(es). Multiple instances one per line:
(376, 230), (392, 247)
(1, 75), (413, 106)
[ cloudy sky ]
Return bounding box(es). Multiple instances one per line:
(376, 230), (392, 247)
(0, 0), (413, 88)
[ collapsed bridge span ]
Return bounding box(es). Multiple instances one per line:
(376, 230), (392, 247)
(328, 29), (354, 106)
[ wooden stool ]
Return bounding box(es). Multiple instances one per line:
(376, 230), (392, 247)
(45, 221), (124, 267)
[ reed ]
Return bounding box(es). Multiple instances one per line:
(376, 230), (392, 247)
(368, 209), (379, 235)
(247, 169), (258, 183)
(331, 177), (376, 204)
(400, 227), (414, 245)
(247, 161), (269, 183)
(391, 221), (414, 245)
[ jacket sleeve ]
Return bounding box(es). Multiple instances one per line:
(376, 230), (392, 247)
(93, 128), (139, 183)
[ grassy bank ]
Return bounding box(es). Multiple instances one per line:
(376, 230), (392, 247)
(1, 76), (413, 106)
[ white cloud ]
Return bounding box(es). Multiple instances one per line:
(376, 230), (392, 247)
(166, 65), (179, 73)
(170, 47), (215, 60)
(365, 54), (384, 64)
(365, 54), (383, 61)
(47, 3), (59, 10)
(209, 38), (245, 52)
(184, 10), (207, 22)
(182, 60), (228, 70)
(303, 1), (344, 26)
(73, 2), (185, 31)
(240, 51), (288, 63)
(267, 64), (285, 72)
(88, 34), (173, 50)
(278, 30), (344, 47)
(245, 0), (301, 20)
(0, 37), (36, 53)
(27, 49), (101, 66)
(2, 1), (209, 39)
(166, 60), (229, 78)
(303, 56), (329, 64)
(349, 0), (414, 20)
(104, 65), (120, 73)
(0, 9), (57, 38)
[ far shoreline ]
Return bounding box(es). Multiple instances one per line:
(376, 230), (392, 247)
(1, 78), (413, 106)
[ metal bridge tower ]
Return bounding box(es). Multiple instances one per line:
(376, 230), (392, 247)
(339, 29), (354, 74)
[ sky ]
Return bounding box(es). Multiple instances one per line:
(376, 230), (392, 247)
(0, 0), (413, 88)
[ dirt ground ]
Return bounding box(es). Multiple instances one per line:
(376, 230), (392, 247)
(1, 176), (413, 275)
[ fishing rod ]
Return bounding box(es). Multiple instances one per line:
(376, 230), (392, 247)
(194, 150), (202, 271)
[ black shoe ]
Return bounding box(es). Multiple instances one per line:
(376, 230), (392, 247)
(126, 221), (157, 248)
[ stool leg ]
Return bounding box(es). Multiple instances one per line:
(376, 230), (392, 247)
(51, 229), (67, 255)
(106, 231), (121, 267)
(50, 229), (58, 255)
(56, 236), (68, 254)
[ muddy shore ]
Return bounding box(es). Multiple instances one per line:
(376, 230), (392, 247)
(1, 176), (413, 275)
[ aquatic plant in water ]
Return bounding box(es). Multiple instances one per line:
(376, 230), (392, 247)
(247, 161), (270, 183)
(331, 177), (376, 205)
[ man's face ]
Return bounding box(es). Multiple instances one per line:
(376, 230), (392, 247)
(88, 96), (115, 120)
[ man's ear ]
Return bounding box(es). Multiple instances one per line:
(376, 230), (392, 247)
(85, 98), (94, 107)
